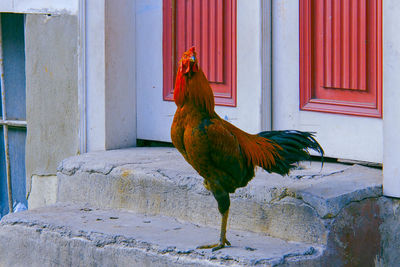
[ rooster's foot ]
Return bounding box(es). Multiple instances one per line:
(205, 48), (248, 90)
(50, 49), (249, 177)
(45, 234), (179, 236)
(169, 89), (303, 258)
(197, 238), (231, 251)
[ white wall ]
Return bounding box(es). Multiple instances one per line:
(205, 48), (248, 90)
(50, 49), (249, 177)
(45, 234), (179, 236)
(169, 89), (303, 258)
(383, 0), (400, 197)
(85, 0), (136, 151)
(2, 0), (137, 152)
(85, 0), (106, 151)
(104, 0), (136, 149)
(24, 14), (80, 206)
(0, 0), (78, 14)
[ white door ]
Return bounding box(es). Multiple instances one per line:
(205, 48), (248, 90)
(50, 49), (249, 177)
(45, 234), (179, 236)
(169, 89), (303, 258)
(272, 1), (383, 163)
(136, 0), (268, 142)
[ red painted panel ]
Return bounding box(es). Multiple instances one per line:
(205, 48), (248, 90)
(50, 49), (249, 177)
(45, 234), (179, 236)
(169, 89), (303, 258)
(163, 0), (237, 106)
(321, 0), (367, 91)
(300, 0), (382, 117)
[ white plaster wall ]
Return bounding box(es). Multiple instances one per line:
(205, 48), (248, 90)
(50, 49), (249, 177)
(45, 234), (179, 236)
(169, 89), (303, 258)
(85, 0), (136, 151)
(233, 0), (263, 133)
(272, 0), (383, 163)
(136, 0), (263, 142)
(383, 0), (400, 197)
(25, 14), (80, 202)
(104, 0), (136, 149)
(0, 0), (78, 14)
(86, 0), (106, 151)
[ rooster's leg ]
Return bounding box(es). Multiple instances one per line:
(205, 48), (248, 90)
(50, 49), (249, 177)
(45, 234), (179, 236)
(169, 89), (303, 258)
(197, 190), (231, 251)
(197, 210), (231, 251)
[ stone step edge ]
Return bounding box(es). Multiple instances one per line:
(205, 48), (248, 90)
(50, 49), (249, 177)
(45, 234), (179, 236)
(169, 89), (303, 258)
(56, 148), (382, 220)
(0, 203), (325, 267)
(57, 165), (381, 245)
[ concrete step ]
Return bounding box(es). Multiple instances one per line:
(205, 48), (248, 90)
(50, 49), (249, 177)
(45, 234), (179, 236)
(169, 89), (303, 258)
(0, 204), (325, 267)
(56, 148), (382, 246)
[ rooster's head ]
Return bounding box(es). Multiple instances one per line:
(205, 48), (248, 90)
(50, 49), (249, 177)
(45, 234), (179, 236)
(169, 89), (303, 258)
(178, 47), (199, 77)
(173, 47), (214, 114)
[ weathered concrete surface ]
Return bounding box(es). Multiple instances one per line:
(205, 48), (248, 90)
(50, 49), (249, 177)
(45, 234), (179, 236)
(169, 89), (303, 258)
(378, 197), (400, 266)
(57, 147), (382, 245)
(323, 198), (382, 266)
(28, 175), (58, 209)
(3, 147), (393, 266)
(25, 14), (80, 199)
(0, 204), (324, 267)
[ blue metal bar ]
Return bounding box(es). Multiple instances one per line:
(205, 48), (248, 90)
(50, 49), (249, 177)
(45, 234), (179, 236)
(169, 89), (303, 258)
(0, 14), (13, 213)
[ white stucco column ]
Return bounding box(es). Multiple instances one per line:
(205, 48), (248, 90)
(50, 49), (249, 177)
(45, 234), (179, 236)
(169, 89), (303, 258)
(383, 0), (400, 197)
(85, 0), (136, 151)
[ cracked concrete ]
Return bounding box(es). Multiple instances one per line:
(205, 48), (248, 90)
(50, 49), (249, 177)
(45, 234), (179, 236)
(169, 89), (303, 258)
(0, 204), (325, 267)
(57, 147), (382, 245)
(1, 147), (396, 266)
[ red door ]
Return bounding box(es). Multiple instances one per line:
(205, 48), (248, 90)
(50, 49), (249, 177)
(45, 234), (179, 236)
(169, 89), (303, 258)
(163, 0), (237, 106)
(300, 0), (382, 117)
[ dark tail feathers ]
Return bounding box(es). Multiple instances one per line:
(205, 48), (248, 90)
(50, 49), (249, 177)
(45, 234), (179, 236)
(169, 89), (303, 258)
(257, 130), (324, 176)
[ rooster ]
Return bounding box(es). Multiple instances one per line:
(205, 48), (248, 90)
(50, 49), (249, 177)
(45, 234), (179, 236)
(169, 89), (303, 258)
(171, 47), (324, 251)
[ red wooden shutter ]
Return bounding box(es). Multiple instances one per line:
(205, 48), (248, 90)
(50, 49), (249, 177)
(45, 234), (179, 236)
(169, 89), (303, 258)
(163, 0), (237, 106)
(300, 0), (382, 117)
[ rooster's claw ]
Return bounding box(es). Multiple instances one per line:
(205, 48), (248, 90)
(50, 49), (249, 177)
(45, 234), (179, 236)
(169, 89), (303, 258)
(197, 239), (231, 251)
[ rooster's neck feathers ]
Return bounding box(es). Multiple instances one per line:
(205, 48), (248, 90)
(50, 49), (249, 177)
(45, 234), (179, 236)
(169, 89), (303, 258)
(174, 67), (215, 115)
